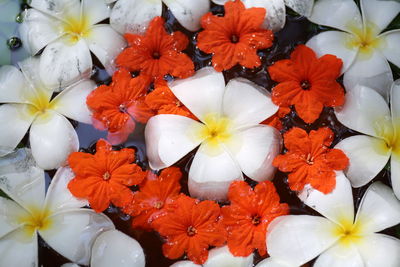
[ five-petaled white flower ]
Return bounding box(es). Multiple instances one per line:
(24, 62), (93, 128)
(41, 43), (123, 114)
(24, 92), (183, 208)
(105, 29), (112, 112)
(306, 0), (400, 99)
(145, 67), (281, 201)
(266, 172), (400, 267)
(0, 57), (96, 170)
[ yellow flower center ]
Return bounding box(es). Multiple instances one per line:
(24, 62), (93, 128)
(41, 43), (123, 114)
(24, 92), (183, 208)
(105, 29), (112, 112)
(199, 113), (232, 146)
(17, 206), (53, 238)
(346, 22), (385, 59)
(333, 218), (364, 247)
(62, 16), (91, 44)
(25, 89), (51, 116)
(373, 120), (400, 156)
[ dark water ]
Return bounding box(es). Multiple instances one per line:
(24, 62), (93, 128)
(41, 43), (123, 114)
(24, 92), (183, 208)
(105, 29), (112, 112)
(2, 1), (400, 266)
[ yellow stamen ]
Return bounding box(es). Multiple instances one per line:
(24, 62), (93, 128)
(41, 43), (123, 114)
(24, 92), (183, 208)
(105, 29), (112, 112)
(17, 206), (53, 238)
(333, 218), (364, 247)
(62, 15), (91, 44)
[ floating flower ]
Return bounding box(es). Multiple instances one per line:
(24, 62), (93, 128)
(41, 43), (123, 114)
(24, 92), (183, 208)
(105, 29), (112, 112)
(266, 172), (400, 267)
(107, 0), (209, 34)
(116, 17), (194, 83)
(222, 181), (289, 257)
(19, 0), (126, 88)
(86, 68), (154, 145)
(0, 149), (115, 266)
(273, 127), (349, 194)
(306, 0), (400, 98)
(0, 57), (96, 170)
(197, 0), (274, 72)
(145, 67), (281, 200)
(211, 0), (315, 32)
(152, 194), (226, 264)
(261, 107), (290, 131)
(268, 45), (344, 124)
(123, 167), (182, 231)
(68, 139), (146, 213)
(334, 81), (400, 199)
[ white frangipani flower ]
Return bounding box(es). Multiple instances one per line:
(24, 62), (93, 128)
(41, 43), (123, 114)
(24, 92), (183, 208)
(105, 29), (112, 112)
(334, 81), (400, 199)
(306, 0), (400, 99)
(145, 67), (281, 201)
(266, 172), (400, 267)
(106, 0), (210, 34)
(0, 57), (96, 170)
(0, 149), (115, 267)
(19, 0), (126, 89)
(211, 0), (315, 32)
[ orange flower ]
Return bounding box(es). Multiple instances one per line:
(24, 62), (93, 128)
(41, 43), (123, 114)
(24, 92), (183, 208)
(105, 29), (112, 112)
(116, 16), (194, 82)
(145, 86), (197, 120)
(268, 45), (344, 124)
(262, 107), (291, 131)
(122, 167), (182, 231)
(197, 0), (274, 71)
(86, 69), (154, 144)
(221, 181), (289, 257)
(152, 194), (226, 264)
(67, 139), (147, 212)
(273, 127), (349, 194)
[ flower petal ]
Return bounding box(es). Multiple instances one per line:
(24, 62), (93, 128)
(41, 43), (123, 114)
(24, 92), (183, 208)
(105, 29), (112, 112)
(188, 143), (243, 201)
(360, 0), (400, 34)
(0, 65), (29, 103)
(223, 78), (278, 128)
(145, 114), (205, 170)
(357, 234), (400, 267)
(170, 261), (201, 267)
(391, 80), (400, 125)
(227, 125), (281, 182)
(39, 38), (92, 89)
(109, 0), (162, 34)
(255, 258), (294, 267)
(51, 79), (96, 124)
(163, 0), (209, 31)
(308, 0), (362, 33)
(267, 215), (339, 266)
(82, 0), (110, 26)
(391, 154), (400, 200)
(284, 0), (314, 17)
(242, 0), (286, 32)
(334, 85), (391, 138)
(30, 111), (79, 170)
(314, 243), (363, 267)
(30, 0), (81, 19)
(169, 67), (225, 122)
(0, 229), (38, 267)
(306, 31), (359, 74)
(355, 182), (400, 233)
(379, 30), (400, 68)
(39, 209), (115, 265)
(0, 198), (28, 238)
(298, 172), (354, 226)
(203, 246), (253, 267)
(90, 229), (145, 267)
(335, 135), (390, 187)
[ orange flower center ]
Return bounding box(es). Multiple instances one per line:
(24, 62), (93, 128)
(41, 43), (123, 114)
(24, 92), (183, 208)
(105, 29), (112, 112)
(103, 172), (111, 180)
(230, 34), (239, 43)
(154, 201), (164, 209)
(187, 225), (197, 236)
(251, 215), (262, 225)
(152, 51), (161, 59)
(305, 153), (314, 165)
(300, 80), (311, 90)
(119, 104), (128, 113)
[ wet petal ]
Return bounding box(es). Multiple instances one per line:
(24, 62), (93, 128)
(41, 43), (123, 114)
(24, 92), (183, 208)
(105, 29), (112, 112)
(360, 0), (400, 34)
(284, 0), (314, 17)
(0, 65), (29, 103)
(242, 0), (286, 32)
(82, 0), (110, 26)
(357, 234), (400, 267)
(30, 0), (81, 19)
(170, 261), (201, 267)
(203, 246), (253, 267)
(255, 257), (294, 267)
(164, 0), (210, 31)
(379, 30), (400, 69)
(391, 155), (400, 200)
(0, 198), (28, 238)
(0, 229), (37, 267)
(314, 243), (363, 267)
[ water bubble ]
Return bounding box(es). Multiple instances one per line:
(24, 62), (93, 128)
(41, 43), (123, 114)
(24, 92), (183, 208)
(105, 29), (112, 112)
(15, 13), (24, 23)
(7, 37), (22, 50)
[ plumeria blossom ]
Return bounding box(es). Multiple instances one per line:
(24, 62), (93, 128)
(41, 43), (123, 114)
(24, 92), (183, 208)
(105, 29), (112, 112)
(306, 0), (400, 99)
(19, 0), (126, 89)
(106, 0), (209, 34)
(145, 67), (281, 200)
(334, 81), (400, 199)
(0, 57), (96, 170)
(0, 149), (115, 266)
(267, 172), (400, 266)
(211, 0), (315, 32)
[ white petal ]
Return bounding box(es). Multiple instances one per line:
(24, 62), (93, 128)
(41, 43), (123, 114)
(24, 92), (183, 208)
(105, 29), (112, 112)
(379, 30), (400, 68)
(164, 0), (210, 32)
(335, 135), (390, 187)
(39, 38), (92, 90)
(223, 78), (278, 127)
(343, 51), (393, 99)
(51, 79), (96, 124)
(267, 215), (339, 266)
(391, 79), (400, 124)
(255, 258), (294, 267)
(306, 31), (359, 74)
(44, 167), (88, 213)
(19, 9), (64, 55)
(90, 229), (145, 267)
(203, 246), (253, 267)
(284, 0), (314, 17)
(357, 234), (400, 267)
(61, 263), (81, 267)
(0, 65), (30, 103)
(30, 111), (79, 170)
(188, 143), (243, 201)
(84, 25), (126, 74)
(170, 261), (201, 267)
(170, 67), (225, 122)
(0, 198), (28, 239)
(0, 148), (46, 211)
(334, 85), (391, 137)
(391, 155), (400, 200)
(0, 229), (37, 267)
(314, 243), (363, 267)
(227, 125), (281, 182)
(308, 0), (362, 33)
(82, 0), (110, 26)
(360, 0), (400, 34)
(18, 56), (51, 93)
(242, 0), (286, 32)
(355, 182), (400, 233)
(110, 0), (162, 34)
(40, 209), (115, 265)
(0, 104), (34, 156)
(30, 0), (81, 19)
(298, 172), (354, 226)
(145, 114), (205, 170)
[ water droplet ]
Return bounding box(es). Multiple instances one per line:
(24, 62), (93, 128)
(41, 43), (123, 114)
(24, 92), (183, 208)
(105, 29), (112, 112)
(7, 37), (22, 50)
(16, 13), (24, 23)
